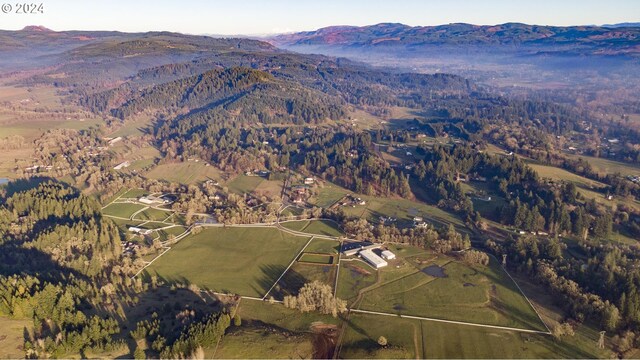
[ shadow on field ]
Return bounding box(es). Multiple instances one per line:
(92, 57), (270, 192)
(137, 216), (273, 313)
(257, 264), (307, 300)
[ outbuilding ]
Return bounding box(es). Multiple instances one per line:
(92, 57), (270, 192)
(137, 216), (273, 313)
(360, 249), (388, 269)
(381, 250), (396, 260)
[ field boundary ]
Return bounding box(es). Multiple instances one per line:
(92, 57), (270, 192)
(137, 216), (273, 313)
(262, 236), (315, 300)
(349, 309), (551, 335)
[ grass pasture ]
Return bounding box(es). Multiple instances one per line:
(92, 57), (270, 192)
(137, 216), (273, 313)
(337, 261), (377, 304)
(305, 238), (341, 254)
(144, 227), (310, 298)
(564, 152), (640, 178)
(357, 255), (547, 331)
(133, 207), (172, 222)
(339, 313), (419, 359)
(281, 220), (344, 237)
(213, 326), (314, 359)
(274, 262), (337, 298)
(145, 162), (222, 185)
(102, 202), (146, 219)
(299, 253), (335, 265)
(225, 175), (264, 195)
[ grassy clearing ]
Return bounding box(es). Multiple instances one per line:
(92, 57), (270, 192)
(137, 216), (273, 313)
(312, 183), (351, 208)
(299, 253), (334, 265)
(273, 262), (337, 298)
(134, 207), (172, 222)
(423, 321), (571, 358)
(0, 316), (29, 359)
(145, 227), (310, 298)
(120, 188), (149, 199)
(358, 253), (546, 331)
(305, 238), (340, 254)
(102, 203), (146, 218)
(528, 162), (640, 212)
(145, 162), (222, 185)
(225, 175), (264, 195)
(281, 220), (344, 237)
(564, 153), (640, 177)
(212, 326), (313, 359)
(341, 195), (467, 233)
(238, 299), (341, 332)
(337, 261), (377, 304)
(339, 312), (419, 359)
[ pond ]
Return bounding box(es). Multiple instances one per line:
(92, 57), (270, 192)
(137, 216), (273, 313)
(422, 264), (448, 278)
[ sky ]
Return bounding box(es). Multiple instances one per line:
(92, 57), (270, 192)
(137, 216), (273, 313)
(0, 0), (638, 35)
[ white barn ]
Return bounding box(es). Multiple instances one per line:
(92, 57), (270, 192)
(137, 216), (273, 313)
(360, 249), (388, 269)
(381, 250), (396, 260)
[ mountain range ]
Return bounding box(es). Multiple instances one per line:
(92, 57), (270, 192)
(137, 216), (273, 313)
(269, 22), (640, 56)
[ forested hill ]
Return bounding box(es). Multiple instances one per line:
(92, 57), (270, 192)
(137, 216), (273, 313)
(269, 22), (640, 56)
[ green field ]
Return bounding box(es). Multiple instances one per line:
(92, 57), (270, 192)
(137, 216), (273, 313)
(102, 202), (146, 218)
(312, 183), (351, 208)
(274, 262), (337, 298)
(145, 162), (222, 185)
(120, 188), (149, 199)
(341, 195), (467, 233)
(357, 255), (547, 331)
(212, 326), (314, 359)
(133, 207), (172, 222)
(226, 175), (265, 194)
(564, 153), (640, 177)
(145, 227), (310, 297)
(305, 238), (341, 254)
(299, 253), (334, 264)
(339, 313), (419, 359)
(337, 261), (377, 304)
(528, 162), (640, 213)
(281, 220), (344, 237)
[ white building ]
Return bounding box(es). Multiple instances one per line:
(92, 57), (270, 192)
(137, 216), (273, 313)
(381, 250), (396, 260)
(128, 227), (152, 235)
(304, 177), (315, 185)
(360, 249), (388, 269)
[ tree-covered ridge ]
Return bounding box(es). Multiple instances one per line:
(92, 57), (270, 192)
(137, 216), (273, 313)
(0, 181), (122, 278)
(84, 66), (347, 125)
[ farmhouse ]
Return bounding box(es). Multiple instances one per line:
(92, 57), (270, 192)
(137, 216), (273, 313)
(304, 177), (315, 185)
(360, 249), (388, 269)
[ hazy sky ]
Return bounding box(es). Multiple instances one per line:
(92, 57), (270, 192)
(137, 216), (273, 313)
(1, 0), (638, 34)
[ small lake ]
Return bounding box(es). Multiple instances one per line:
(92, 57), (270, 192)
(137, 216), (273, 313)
(422, 264), (448, 278)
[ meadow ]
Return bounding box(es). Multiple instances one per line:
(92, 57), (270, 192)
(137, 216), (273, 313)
(144, 227), (310, 298)
(144, 162), (222, 185)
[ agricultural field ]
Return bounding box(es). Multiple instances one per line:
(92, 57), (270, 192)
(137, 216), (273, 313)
(212, 326), (314, 359)
(144, 227), (310, 298)
(281, 220), (344, 237)
(340, 194), (467, 233)
(528, 162), (640, 213)
(101, 202), (146, 219)
(338, 313), (419, 359)
(357, 254), (547, 331)
(299, 253), (335, 264)
(145, 162), (222, 185)
(274, 262), (337, 298)
(310, 182), (351, 208)
(225, 175), (265, 195)
(133, 207), (173, 222)
(304, 238), (341, 254)
(337, 261), (377, 304)
(563, 152), (640, 178)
